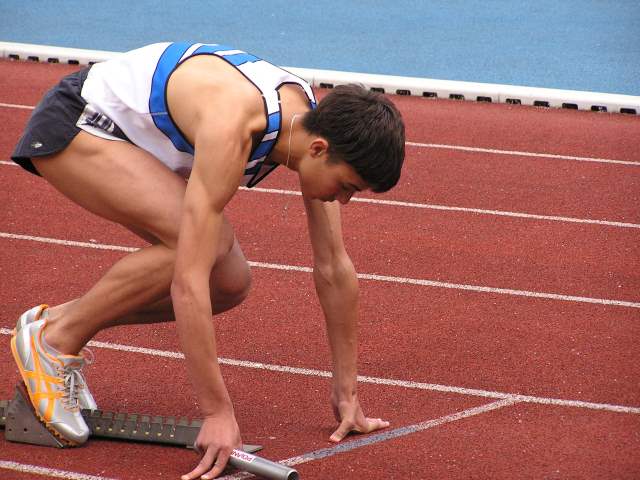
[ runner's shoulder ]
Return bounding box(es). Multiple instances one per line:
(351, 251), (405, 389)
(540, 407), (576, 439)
(167, 55), (265, 140)
(172, 55), (261, 108)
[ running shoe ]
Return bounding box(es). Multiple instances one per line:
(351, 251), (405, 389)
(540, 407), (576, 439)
(14, 305), (98, 411)
(11, 318), (91, 445)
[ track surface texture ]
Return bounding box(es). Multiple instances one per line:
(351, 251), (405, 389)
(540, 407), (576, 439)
(1, 59), (639, 479)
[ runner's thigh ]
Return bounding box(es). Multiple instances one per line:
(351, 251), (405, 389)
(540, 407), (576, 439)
(32, 131), (187, 248)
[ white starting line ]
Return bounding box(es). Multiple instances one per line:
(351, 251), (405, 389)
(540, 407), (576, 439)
(218, 398), (519, 480)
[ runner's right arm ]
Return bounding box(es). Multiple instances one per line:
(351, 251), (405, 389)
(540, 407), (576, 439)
(169, 77), (255, 480)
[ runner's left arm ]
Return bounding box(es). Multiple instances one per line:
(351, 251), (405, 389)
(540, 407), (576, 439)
(303, 197), (390, 442)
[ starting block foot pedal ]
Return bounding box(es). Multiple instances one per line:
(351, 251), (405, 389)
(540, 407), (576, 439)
(4, 383), (65, 448)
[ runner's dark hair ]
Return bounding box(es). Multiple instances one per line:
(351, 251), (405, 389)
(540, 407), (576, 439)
(302, 84), (405, 192)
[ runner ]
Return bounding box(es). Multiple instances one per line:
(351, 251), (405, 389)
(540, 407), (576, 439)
(10, 42), (405, 479)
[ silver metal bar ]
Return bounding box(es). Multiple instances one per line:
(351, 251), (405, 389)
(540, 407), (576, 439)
(229, 449), (299, 480)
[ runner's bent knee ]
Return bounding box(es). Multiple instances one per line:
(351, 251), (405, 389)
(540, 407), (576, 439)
(213, 265), (251, 306)
(210, 238), (251, 313)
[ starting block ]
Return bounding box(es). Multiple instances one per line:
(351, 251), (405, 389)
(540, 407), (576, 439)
(2, 384), (65, 447)
(1, 384), (299, 480)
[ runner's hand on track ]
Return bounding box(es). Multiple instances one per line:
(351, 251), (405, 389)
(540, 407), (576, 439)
(182, 413), (242, 480)
(329, 392), (390, 442)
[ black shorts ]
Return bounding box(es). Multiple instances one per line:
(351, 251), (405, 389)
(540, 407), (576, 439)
(11, 66), (128, 176)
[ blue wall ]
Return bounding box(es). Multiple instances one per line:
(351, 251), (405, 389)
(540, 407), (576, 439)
(1, 1), (638, 95)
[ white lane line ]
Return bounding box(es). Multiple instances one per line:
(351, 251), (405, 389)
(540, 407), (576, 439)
(218, 398), (519, 479)
(0, 232), (138, 252)
(3, 160), (638, 229)
(1, 99), (637, 166)
(407, 142), (640, 166)
(242, 186), (640, 229)
(2, 231), (639, 309)
(0, 102), (34, 110)
(0, 460), (117, 480)
(2, 328), (637, 415)
(353, 271), (640, 309)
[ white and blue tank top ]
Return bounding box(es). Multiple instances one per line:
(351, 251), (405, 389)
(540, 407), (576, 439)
(80, 42), (317, 187)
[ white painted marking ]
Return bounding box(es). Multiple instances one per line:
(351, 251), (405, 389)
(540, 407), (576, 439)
(406, 142), (640, 166)
(241, 186), (640, 229)
(2, 231), (639, 309)
(354, 271), (640, 309)
(5, 158), (637, 228)
(1, 99), (636, 166)
(0, 460), (116, 480)
(0, 102), (34, 110)
(219, 398), (519, 479)
(284, 399), (517, 465)
(0, 232), (138, 252)
(1, 328), (637, 414)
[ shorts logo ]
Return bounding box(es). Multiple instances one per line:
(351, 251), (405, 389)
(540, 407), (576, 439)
(79, 104), (115, 134)
(30, 141), (43, 149)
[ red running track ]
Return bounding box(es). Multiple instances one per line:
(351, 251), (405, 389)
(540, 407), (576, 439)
(0, 59), (639, 479)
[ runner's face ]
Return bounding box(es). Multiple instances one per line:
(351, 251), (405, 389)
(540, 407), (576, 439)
(298, 153), (369, 204)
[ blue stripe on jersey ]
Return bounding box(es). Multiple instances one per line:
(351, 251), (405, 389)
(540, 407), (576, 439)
(266, 111), (280, 134)
(149, 42), (195, 155)
(192, 44), (235, 55)
(224, 53), (259, 66)
(145, 41), (312, 189)
(251, 139), (276, 160)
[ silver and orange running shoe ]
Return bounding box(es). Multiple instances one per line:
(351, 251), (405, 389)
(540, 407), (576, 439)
(14, 305), (98, 411)
(11, 318), (91, 445)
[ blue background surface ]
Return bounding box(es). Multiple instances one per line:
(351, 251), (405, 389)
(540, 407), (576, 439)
(1, 1), (639, 95)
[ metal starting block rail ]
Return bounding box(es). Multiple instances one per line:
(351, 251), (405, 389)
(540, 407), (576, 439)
(1, 384), (299, 480)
